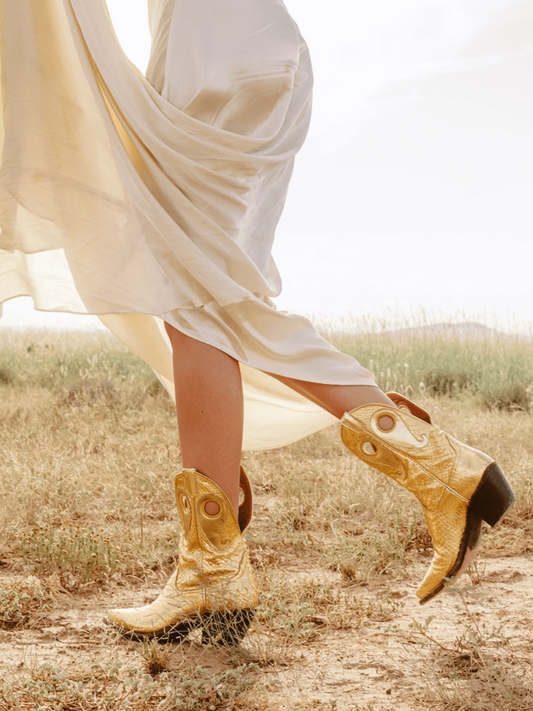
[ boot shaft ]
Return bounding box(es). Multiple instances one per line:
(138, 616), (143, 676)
(174, 468), (258, 608)
(341, 400), (492, 511)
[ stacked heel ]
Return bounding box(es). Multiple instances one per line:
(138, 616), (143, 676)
(469, 462), (515, 527)
(202, 608), (255, 647)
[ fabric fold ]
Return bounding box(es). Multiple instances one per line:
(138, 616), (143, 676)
(0, 0), (375, 450)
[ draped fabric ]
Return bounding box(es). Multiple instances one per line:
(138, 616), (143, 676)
(0, 0), (375, 450)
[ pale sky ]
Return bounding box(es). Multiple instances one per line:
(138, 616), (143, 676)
(2, 0), (532, 331)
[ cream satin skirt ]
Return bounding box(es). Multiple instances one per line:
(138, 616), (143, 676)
(0, 0), (375, 450)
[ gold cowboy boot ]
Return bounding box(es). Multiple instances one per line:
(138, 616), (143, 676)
(107, 467), (258, 645)
(340, 392), (515, 604)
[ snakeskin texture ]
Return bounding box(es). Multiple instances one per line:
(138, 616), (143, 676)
(107, 468), (258, 634)
(340, 395), (493, 602)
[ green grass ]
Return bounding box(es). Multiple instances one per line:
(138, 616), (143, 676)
(0, 329), (164, 402)
(2, 322), (532, 413)
(327, 329), (533, 412)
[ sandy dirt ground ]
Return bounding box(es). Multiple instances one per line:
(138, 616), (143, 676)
(1, 553), (532, 710)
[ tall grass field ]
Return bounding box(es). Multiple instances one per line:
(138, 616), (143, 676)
(0, 323), (532, 710)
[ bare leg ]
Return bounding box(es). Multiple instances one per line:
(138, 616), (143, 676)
(165, 324), (397, 506)
(269, 376), (398, 429)
(165, 323), (243, 515)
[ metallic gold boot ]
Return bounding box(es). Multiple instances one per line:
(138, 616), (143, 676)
(340, 392), (515, 604)
(106, 467), (258, 645)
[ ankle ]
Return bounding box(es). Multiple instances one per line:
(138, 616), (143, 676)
(345, 386), (399, 414)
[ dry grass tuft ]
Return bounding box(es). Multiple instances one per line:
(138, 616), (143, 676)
(140, 639), (174, 676)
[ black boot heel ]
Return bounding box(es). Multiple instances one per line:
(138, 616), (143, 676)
(470, 462), (516, 527)
(202, 608), (255, 647)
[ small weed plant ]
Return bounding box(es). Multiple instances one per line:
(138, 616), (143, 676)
(0, 578), (54, 629)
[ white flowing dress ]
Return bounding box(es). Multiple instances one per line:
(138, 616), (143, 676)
(0, 0), (375, 449)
